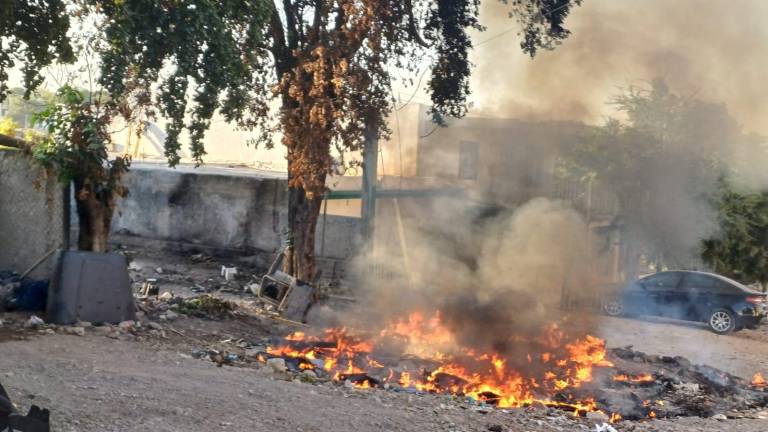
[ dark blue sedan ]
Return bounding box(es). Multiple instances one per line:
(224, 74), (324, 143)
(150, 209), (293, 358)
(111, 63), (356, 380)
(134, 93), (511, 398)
(602, 271), (767, 334)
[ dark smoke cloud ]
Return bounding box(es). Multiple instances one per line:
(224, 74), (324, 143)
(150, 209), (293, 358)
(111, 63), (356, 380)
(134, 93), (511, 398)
(471, 0), (768, 136)
(335, 198), (603, 355)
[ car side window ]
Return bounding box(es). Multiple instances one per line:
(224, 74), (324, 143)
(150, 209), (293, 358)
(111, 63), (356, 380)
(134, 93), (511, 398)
(641, 272), (682, 290)
(682, 274), (715, 290)
(711, 279), (740, 294)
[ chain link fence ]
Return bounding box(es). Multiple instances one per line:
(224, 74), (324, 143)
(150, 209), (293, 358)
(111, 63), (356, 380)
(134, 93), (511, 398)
(0, 148), (66, 280)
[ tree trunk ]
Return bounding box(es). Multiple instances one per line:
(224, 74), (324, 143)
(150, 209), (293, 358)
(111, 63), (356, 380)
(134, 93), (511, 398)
(287, 175), (326, 283)
(74, 180), (115, 253)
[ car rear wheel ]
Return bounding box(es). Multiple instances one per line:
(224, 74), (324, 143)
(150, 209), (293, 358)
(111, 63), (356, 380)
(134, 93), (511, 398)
(602, 297), (625, 317)
(708, 308), (736, 334)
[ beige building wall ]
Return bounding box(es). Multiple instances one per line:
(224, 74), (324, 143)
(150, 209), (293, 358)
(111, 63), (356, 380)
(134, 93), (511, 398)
(379, 104), (588, 208)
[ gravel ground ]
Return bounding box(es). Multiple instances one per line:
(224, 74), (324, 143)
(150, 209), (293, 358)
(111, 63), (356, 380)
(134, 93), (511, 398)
(1, 247), (767, 431)
(597, 314), (768, 379)
(1, 311), (767, 432)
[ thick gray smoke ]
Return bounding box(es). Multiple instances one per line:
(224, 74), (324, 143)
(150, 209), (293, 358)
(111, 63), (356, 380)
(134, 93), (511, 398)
(463, 0), (768, 266)
(316, 0), (768, 347)
(334, 197), (603, 353)
(471, 0), (768, 138)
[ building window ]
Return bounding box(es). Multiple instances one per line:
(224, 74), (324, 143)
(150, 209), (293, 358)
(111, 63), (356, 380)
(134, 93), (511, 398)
(458, 141), (479, 180)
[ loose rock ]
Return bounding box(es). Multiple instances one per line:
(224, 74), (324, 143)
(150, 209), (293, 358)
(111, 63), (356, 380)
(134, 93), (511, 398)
(586, 411), (610, 423)
(25, 315), (44, 328)
(266, 358), (287, 373)
(64, 326), (86, 336)
(118, 320), (136, 332)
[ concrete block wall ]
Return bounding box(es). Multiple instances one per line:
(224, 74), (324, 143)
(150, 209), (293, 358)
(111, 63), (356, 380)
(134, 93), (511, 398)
(0, 149), (66, 280)
(111, 164), (362, 261)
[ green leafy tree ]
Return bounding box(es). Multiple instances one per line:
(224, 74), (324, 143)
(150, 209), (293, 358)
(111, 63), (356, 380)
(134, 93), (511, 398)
(0, 0), (585, 276)
(32, 85), (130, 252)
(0, 116), (20, 136)
(94, 0), (583, 281)
(0, 0), (74, 101)
(1, 87), (57, 127)
(0, 1), (74, 149)
(92, 0), (273, 165)
(560, 79), (745, 268)
(1, 1), (262, 254)
(702, 181), (768, 291)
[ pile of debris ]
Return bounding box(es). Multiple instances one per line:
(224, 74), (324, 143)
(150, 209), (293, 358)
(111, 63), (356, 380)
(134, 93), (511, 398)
(0, 271), (48, 312)
(135, 292), (237, 322)
(584, 347), (768, 420)
(256, 330), (768, 424)
(0, 313), (162, 341)
(1, 381), (49, 432)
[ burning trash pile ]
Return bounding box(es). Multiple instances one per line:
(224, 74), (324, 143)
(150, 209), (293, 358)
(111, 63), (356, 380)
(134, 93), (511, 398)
(257, 311), (768, 423)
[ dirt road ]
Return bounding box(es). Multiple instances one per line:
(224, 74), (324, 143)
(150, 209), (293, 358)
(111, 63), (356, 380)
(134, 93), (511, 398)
(597, 315), (768, 379)
(1, 310), (767, 432)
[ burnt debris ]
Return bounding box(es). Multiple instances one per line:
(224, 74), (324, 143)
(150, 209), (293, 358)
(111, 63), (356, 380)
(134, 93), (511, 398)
(0, 382), (50, 432)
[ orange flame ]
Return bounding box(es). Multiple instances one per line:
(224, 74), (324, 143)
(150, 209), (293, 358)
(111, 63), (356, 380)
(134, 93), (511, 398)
(262, 312), (616, 414)
(752, 372), (767, 387)
(614, 373), (654, 383)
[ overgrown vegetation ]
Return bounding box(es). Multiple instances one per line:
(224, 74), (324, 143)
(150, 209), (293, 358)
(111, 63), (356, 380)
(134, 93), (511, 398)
(0, 0), (73, 101)
(31, 85), (130, 252)
(702, 181), (768, 290)
(175, 295), (236, 319)
(0, 117), (19, 136)
(560, 79), (768, 287)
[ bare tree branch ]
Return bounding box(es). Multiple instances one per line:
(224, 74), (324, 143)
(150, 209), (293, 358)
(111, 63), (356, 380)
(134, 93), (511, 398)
(269, 4), (290, 76)
(282, 0), (300, 49)
(404, 0), (429, 47)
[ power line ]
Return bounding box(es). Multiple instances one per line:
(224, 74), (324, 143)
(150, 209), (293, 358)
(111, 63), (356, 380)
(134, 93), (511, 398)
(395, 66), (430, 111)
(475, 27), (517, 46)
(420, 123), (440, 139)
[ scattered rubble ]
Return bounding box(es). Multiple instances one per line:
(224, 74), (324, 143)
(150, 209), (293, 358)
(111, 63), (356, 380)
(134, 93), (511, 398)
(255, 329), (768, 425)
(0, 271), (48, 312)
(266, 357), (287, 373)
(174, 295), (236, 319)
(62, 326), (85, 337)
(220, 266), (238, 281)
(25, 316), (44, 329)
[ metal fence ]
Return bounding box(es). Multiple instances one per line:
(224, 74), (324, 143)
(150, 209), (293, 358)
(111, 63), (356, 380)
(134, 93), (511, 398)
(0, 149), (67, 280)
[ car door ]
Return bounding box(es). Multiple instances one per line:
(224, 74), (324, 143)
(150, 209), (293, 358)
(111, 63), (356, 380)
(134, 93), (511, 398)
(679, 273), (717, 320)
(636, 272), (684, 318)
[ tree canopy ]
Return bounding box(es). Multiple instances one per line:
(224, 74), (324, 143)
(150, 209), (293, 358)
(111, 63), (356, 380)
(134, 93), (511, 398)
(90, 0), (584, 280)
(702, 181), (768, 289)
(32, 85), (130, 251)
(560, 78), (768, 279)
(0, 0), (73, 101)
(94, 0), (273, 165)
(2, 0), (585, 280)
